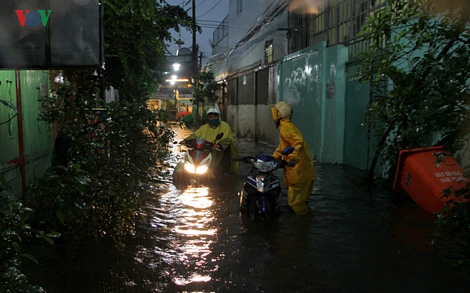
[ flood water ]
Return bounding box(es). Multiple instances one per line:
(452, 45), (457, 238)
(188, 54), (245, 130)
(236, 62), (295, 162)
(26, 124), (469, 292)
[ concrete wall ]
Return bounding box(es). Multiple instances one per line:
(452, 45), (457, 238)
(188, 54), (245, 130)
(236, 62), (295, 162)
(209, 0), (288, 81)
(225, 63), (278, 146)
(278, 44), (325, 162)
(233, 104), (256, 139)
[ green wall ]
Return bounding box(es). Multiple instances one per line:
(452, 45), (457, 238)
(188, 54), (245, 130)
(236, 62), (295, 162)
(0, 70), (53, 197)
(343, 63), (374, 170)
(278, 45), (324, 161)
(278, 43), (350, 165)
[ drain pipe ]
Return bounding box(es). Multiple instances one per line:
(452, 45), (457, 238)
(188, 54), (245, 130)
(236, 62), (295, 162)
(15, 70), (27, 202)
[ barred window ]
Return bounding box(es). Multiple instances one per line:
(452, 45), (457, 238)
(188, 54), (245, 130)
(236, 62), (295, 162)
(264, 40), (273, 64)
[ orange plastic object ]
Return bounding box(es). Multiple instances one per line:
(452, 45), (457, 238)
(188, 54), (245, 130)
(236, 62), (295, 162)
(393, 146), (468, 213)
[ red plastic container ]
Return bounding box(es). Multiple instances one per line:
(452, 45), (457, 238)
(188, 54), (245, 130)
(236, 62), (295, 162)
(393, 146), (468, 213)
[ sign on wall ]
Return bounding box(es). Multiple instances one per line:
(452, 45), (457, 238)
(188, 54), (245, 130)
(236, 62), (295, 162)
(0, 0), (103, 69)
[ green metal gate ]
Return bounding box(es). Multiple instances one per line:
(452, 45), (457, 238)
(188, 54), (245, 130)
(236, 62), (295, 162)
(0, 70), (52, 197)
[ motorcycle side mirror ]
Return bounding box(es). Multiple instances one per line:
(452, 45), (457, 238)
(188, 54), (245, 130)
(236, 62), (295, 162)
(216, 132), (224, 140)
(281, 146), (295, 155)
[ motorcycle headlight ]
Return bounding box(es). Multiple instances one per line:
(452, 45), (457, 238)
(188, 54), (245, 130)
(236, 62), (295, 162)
(195, 165), (209, 174)
(184, 162), (196, 173)
(184, 162), (209, 174)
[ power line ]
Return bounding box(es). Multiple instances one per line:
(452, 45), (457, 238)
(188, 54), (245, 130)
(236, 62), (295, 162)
(197, 19), (227, 23)
(196, 0), (207, 8)
(198, 0), (223, 18)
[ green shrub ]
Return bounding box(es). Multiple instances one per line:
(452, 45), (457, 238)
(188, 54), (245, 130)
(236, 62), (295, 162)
(1, 175), (58, 292)
(437, 182), (470, 242)
(32, 75), (174, 242)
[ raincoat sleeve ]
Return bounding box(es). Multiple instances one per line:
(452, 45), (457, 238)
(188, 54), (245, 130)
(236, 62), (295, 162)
(192, 125), (205, 139)
(281, 122), (303, 162)
(216, 121), (239, 174)
(184, 124), (207, 141)
(184, 133), (196, 141)
(224, 122), (239, 173)
(273, 144), (282, 159)
(272, 120), (302, 162)
(217, 122), (234, 150)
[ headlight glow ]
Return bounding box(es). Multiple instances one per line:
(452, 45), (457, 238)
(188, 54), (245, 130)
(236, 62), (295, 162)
(184, 162), (195, 173)
(195, 165), (208, 174)
(184, 162), (209, 174)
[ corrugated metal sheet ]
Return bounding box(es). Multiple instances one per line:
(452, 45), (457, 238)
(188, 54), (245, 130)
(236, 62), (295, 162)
(0, 70), (52, 196)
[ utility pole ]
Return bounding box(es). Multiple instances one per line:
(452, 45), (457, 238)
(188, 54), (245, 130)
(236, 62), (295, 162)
(199, 51), (204, 69)
(192, 0), (198, 75)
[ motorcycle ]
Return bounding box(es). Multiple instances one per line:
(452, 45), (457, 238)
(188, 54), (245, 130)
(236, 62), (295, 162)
(236, 146), (294, 219)
(172, 134), (223, 188)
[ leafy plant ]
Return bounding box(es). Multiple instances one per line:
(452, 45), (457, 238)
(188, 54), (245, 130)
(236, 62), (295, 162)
(3, 0), (195, 289)
(357, 0), (470, 184)
(33, 75), (175, 241)
(357, 0), (470, 252)
(104, 0), (197, 100)
(1, 174), (59, 292)
(191, 70), (221, 104)
(437, 182), (470, 242)
(434, 181), (470, 264)
(28, 0), (194, 241)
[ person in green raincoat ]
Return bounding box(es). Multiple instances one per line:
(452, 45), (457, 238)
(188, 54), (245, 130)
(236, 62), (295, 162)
(271, 101), (317, 214)
(183, 107), (239, 177)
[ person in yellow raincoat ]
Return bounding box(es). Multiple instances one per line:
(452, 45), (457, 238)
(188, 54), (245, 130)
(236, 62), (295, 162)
(271, 101), (317, 214)
(184, 107), (239, 176)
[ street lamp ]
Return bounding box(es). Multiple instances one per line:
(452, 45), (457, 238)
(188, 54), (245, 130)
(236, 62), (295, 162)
(170, 74), (178, 100)
(170, 62), (181, 100)
(165, 62), (190, 119)
(172, 63), (181, 72)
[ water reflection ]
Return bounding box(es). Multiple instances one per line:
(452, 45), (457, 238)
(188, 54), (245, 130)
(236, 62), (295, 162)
(23, 133), (470, 292)
(152, 184), (217, 288)
(141, 124), (219, 288)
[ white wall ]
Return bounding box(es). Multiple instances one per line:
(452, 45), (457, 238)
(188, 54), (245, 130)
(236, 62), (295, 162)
(210, 0), (288, 80)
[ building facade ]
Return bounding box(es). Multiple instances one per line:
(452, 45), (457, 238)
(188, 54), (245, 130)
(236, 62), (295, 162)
(206, 0), (388, 170)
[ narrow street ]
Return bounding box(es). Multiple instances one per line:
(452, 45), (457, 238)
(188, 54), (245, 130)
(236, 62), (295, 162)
(26, 123), (469, 292)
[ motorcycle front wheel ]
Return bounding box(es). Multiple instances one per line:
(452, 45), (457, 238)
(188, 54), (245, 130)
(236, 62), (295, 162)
(240, 191), (279, 219)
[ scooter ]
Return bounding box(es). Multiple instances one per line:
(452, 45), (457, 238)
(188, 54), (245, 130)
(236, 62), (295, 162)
(172, 134), (223, 188)
(236, 146), (294, 219)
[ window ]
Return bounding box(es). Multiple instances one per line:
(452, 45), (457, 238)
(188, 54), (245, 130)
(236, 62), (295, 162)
(264, 40), (273, 64)
(237, 0), (243, 15)
(289, 0), (386, 52)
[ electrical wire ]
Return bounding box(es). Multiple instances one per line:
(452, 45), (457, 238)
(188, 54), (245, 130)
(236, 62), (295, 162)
(198, 0), (223, 18)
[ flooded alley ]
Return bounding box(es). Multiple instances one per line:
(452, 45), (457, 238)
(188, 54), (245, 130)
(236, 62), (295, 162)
(26, 123), (469, 292)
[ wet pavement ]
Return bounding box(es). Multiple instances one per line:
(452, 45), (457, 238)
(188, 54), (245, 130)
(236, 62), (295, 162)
(25, 123), (470, 292)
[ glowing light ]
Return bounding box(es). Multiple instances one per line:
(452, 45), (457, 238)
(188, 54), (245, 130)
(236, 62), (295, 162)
(183, 162), (209, 174)
(179, 186), (213, 210)
(289, 0), (321, 14)
(174, 273), (211, 286)
(172, 62), (181, 71)
(147, 184), (216, 287)
(170, 186), (215, 285)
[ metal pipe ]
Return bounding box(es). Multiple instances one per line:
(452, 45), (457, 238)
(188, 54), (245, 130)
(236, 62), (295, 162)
(15, 70), (27, 202)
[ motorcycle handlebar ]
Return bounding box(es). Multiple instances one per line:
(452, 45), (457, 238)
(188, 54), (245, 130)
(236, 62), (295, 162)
(180, 139), (217, 151)
(232, 156), (254, 163)
(232, 156), (288, 169)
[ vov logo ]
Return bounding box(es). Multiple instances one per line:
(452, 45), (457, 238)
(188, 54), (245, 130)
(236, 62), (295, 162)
(15, 10), (52, 27)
